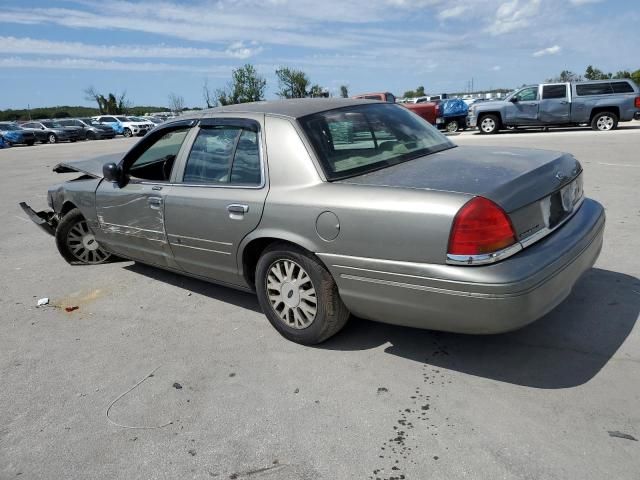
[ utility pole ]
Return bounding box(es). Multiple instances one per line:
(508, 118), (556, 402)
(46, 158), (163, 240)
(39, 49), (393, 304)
(27, 104), (32, 120)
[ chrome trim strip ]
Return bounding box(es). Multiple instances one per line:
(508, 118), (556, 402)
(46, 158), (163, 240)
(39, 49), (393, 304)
(167, 233), (232, 246)
(446, 242), (523, 266)
(169, 243), (231, 255)
(446, 192), (585, 266)
(100, 222), (165, 236)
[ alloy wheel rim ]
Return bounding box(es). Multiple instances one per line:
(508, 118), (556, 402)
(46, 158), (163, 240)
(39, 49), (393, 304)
(48, 134), (56, 143)
(447, 121), (459, 133)
(597, 116), (613, 130)
(66, 219), (110, 264)
(266, 259), (317, 329)
(481, 118), (495, 132)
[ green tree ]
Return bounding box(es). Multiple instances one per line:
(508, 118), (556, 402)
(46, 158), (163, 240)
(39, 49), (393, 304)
(275, 67), (309, 98)
(613, 70), (632, 79)
(631, 69), (640, 85)
(216, 64), (266, 105)
(585, 65), (612, 80)
(415, 86), (425, 97)
(340, 85), (349, 98)
(402, 90), (415, 98)
(309, 84), (328, 98)
(547, 70), (582, 82)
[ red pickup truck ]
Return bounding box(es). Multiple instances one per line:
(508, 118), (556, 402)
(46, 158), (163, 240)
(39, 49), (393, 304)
(352, 92), (438, 125)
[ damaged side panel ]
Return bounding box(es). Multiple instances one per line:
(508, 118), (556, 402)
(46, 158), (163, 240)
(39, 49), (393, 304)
(94, 180), (175, 268)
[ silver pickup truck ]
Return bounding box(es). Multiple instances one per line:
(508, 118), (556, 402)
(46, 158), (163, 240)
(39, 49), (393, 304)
(469, 79), (640, 133)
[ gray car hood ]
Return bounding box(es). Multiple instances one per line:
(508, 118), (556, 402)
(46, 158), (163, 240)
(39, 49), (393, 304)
(339, 145), (581, 212)
(53, 153), (122, 178)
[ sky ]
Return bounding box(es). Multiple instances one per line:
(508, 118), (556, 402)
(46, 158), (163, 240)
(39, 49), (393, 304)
(0, 0), (638, 109)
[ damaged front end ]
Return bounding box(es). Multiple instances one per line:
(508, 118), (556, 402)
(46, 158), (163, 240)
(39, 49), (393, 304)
(19, 202), (59, 236)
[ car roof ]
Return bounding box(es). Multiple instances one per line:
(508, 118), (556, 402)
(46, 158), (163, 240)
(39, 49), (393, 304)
(183, 98), (383, 120)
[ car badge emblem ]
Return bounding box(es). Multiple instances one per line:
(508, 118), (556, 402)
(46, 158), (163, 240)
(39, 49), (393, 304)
(555, 171), (567, 182)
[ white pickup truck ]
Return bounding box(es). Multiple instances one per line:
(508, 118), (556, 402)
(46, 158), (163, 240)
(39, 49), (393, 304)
(469, 79), (640, 133)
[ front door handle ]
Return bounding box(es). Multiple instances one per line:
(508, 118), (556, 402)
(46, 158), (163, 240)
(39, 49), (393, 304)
(148, 197), (163, 210)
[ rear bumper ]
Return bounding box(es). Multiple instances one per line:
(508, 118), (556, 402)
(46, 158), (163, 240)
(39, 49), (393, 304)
(19, 202), (57, 236)
(319, 198), (605, 334)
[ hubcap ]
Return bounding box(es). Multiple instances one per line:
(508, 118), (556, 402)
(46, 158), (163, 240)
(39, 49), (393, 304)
(67, 219), (110, 264)
(447, 121), (459, 133)
(266, 259), (317, 329)
(481, 118), (495, 132)
(597, 116), (613, 130)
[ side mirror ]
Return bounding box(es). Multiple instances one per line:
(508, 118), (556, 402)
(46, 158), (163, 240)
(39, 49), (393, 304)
(509, 97), (518, 103)
(103, 162), (123, 184)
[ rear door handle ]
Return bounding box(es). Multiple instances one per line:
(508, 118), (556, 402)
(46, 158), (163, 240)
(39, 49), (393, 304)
(227, 204), (249, 219)
(148, 197), (163, 209)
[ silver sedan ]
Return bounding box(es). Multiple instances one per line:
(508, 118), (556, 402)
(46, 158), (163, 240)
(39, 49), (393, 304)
(21, 99), (605, 344)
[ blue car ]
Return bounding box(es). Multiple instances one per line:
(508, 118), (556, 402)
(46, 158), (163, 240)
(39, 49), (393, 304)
(0, 122), (37, 146)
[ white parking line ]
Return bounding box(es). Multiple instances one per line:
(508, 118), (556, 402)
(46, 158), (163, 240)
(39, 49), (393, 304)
(597, 162), (640, 168)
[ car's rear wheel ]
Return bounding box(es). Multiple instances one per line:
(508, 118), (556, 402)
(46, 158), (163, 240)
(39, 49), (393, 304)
(47, 133), (57, 144)
(591, 111), (618, 131)
(478, 114), (500, 134)
(55, 208), (111, 265)
(446, 120), (460, 133)
(26, 140), (34, 146)
(123, 128), (132, 137)
(255, 244), (349, 345)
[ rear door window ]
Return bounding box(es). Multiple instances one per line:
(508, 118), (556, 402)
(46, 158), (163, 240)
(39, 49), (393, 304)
(542, 84), (568, 99)
(182, 125), (261, 186)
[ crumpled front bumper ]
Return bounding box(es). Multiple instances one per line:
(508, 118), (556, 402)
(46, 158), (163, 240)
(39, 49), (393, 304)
(19, 202), (58, 236)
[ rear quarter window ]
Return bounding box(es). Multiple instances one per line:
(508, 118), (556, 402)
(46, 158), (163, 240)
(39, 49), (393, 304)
(575, 83), (614, 96)
(611, 81), (634, 93)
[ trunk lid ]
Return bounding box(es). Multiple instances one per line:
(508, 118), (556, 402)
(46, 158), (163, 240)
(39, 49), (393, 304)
(53, 153), (122, 178)
(339, 145), (583, 243)
(339, 145), (581, 212)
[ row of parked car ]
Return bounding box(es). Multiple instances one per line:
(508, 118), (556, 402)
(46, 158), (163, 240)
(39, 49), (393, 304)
(0, 115), (167, 147)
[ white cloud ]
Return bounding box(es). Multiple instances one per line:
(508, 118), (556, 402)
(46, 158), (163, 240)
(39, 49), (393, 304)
(438, 5), (468, 20)
(532, 45), (561, 57)
(569, 0), (603, 5)
(0, 36), (262, 60)
(0, 56), (232, 75)
(492, 65), (502, 71)
(486, 0), (541, 35)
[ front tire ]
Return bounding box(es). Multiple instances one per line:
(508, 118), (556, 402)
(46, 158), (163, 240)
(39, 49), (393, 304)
(255, 244), (350, 345)
(591, 111), (618, 131)
(478, 114), (500, 134)
(47, 133), (57, 144)
(123, 128), (132, 138)
(55, 208), (111, 265)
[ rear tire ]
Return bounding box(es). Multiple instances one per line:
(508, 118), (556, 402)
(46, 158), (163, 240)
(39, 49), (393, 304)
(255, 243), (350, 345)
(591, 111), (618, 131)
(26, 140), (34, 146)
(446, 120), (460, 133)
(55, 208), (112, 265)
(478, 114), (500, 134)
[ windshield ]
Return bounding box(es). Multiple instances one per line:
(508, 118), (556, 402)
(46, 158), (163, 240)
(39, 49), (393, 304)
(43, 121), (63, 128)
(0, 123), (20, 131)
(79, 118), (96, 126)
(299, 103), (454, 180)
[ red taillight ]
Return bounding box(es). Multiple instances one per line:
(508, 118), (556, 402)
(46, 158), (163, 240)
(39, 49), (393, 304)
(448, 197), (516, 256)
(635, 96), (640, 108)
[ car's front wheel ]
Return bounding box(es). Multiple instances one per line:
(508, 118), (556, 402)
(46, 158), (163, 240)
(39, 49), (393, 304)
(123, 128), (132, 137)
(47, 133), (57, 144)
(255, 244), (349, 345)
(55, 208), (112, 265)
(478, 114), (500, 134)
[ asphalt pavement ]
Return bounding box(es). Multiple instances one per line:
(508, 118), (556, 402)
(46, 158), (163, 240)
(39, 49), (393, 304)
(1, 124), (639, 479)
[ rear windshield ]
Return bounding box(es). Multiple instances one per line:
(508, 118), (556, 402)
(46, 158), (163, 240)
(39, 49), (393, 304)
(0, 123), (20, 130)
(299, 103), (454, 181)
